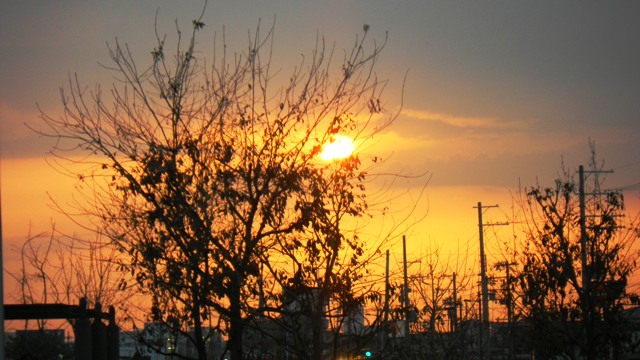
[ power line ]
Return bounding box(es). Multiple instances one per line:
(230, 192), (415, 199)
(610, 182), (640, 192)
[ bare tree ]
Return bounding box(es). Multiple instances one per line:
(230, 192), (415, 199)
(7, 223), (131, 329)
(396, 245), (474, 360)
(37, 11), (401, 359)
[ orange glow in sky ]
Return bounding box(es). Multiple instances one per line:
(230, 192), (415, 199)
(2, 1), (640, 334)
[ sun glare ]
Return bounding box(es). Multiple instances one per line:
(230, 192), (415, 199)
(320, 135), (355, 161)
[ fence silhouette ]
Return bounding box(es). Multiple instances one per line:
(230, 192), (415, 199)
(5, 297), (119, 360)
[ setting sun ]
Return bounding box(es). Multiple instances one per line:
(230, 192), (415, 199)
(320, 135), (355, 161)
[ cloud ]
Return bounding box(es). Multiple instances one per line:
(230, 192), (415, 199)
(401, 108), (530, 131)
(0, 101), (51, 159)
(376, 107), (540, 166)
(370, 105), (626, 189)
(0, 101), (31, 130)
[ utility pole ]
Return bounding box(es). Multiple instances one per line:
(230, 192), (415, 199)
(456, 272), (463, 324)
(474, 202), (507, 360)
(402, 235), (410, 337)
(476, 202), (492, 360)
(505, 262), (514, 360)
(579, 165), (591, 359)
(495, 261), (516, 360)
(578, 164), (615, 360)
(443, 272), (460, 332)
(451, 272), (458, 332)
(0, 166), (4, 360)
(384, 250), (390, 335)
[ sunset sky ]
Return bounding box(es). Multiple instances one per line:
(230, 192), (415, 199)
(2, 1), (640, 307)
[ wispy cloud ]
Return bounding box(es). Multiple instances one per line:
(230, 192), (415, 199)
(0, 101), (49, 158)
(401, 108), (530, 131)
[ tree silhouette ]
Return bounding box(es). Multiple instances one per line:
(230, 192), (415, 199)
(405, 246), (474, 360)
(510, 144), (640, 359)
(7, 225), (130, 329)
(37, 14), (399, 360)
(6, 329), (73, 360)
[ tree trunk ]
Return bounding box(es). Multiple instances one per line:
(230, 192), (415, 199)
(312, 307), (323, 360)
(229, 277), (244, 360)
(192, 301), (208, 360)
